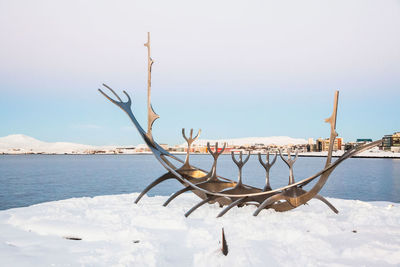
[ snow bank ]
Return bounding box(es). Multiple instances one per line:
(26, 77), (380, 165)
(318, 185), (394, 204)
(0, 134), (126, 154)
(0, 134), (96, 154)
(1, 194), (399, 266)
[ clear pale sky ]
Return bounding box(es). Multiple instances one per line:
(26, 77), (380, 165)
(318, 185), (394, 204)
(0, 0), (399, 146)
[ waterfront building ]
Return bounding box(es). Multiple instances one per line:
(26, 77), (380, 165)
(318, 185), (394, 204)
(356, 138), (372, 143)
(321, 137), (343, 151)
(382, 135), (393, 151)
(308, 144), (317, 152)
(391, 132), (400, 152)
(393, 132), (400, 147)
(380, 132), (400, 151)
(316, 138), (323, 152)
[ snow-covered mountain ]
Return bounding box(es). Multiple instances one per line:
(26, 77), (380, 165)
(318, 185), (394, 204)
(0, 134), (113, 154)
(191, 136), (307, 147)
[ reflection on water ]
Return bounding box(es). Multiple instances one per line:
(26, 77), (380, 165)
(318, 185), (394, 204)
(1, 154), (399, 210)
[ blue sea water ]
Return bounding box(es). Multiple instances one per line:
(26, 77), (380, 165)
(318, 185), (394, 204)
(0, 154), (399, 210)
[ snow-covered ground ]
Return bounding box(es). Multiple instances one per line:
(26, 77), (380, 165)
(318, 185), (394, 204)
(1, 193), (399, 266)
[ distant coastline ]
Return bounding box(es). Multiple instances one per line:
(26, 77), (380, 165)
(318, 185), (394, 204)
(2, 134), (399, 158)
(1, 152), (400, 159)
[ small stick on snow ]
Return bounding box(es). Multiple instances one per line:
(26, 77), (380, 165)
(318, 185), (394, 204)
(221, 227), (228, 256)
(63, 236), (82, 241)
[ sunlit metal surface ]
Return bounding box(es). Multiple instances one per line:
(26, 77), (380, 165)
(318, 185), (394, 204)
(99, 33), (383, 217)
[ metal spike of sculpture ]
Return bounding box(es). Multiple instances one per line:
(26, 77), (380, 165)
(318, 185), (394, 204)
(179, 128), (201, 171)
(99, 33), (383, 217)
(258, 151), (277, 191)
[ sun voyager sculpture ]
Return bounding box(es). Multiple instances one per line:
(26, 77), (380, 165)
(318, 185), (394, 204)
(99, 33), (382, 217)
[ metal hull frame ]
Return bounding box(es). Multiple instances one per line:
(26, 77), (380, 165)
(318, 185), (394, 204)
(99, 33), (382, 217)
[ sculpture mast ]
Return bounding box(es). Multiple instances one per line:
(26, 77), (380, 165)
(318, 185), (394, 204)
(324, 90), (339, 167)
(144, 32), (160, 141)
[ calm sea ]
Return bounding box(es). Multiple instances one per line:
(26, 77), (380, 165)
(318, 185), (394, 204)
(1, 154), (399, 210)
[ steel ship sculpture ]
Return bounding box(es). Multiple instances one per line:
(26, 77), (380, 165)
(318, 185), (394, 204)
(99, 33), (382, 217)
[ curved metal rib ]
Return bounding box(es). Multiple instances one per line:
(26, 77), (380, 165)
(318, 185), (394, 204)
(163, 186), (193, 207)
(253, 194), (285, 216)
(134, 172), (175, 204)
(185, 196), (215, 217)
(314, 194), (338, 214)
(216, 197), (247, 218)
